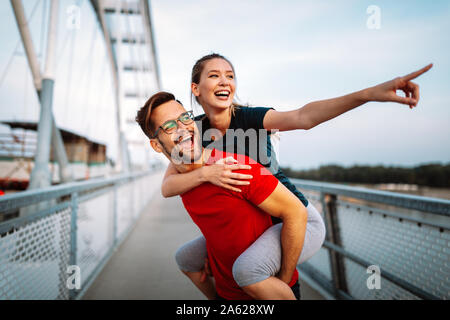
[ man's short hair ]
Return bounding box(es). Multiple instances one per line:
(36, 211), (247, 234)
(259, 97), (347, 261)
(135, 91), (182, 139)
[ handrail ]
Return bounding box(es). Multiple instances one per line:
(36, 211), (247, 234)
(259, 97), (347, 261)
(0, 170), (152, 213)
(291, 178), (450, 216)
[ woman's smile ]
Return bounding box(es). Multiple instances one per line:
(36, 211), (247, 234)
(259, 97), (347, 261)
(194, 58), (236, 111)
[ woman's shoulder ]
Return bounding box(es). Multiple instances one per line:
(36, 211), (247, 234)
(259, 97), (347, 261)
(194, 113), (207, 121)
(233, 105), (275, 129)
(234, 105), (274, 116)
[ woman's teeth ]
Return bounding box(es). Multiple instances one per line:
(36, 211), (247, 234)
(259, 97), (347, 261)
(215, 91), (229, 97)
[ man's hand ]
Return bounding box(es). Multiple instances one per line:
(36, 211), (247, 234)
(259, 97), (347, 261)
(275, 271), (293, 285)
(368, 63), (433, 109)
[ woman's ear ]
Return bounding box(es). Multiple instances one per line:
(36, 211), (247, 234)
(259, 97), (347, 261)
(191, 82), (199, 97)
(150, 139), (163, 153)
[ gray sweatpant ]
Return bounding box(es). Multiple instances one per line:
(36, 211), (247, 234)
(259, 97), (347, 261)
(175, 202), (326, 287)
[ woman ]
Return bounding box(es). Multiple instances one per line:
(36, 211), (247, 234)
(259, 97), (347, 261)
(164, 53), (432, 300)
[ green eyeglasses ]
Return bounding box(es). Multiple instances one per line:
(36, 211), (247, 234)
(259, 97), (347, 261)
(151, 111), (195, 138)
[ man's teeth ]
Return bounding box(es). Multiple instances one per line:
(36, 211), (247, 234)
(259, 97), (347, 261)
(179, 135), (192, 144)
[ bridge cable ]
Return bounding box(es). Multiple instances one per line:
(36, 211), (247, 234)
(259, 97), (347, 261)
(96, 54), (109, 145)
(81, 21), (99, 137)
(124, 1), (146, 158)
(38, 0), (48, 65)
(62, 0), (83, 127)
(0, 0), (41, 88)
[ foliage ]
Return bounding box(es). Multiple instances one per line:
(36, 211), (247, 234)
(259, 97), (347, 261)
(282, 163), (450, 188)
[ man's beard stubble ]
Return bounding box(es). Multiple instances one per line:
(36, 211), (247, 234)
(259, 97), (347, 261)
(158, 132), (203, 165)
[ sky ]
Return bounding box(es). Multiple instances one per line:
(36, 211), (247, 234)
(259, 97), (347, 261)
(0, 0), (120, 161)
(150, 0), (450, 170)
(0, 0), (449, 170)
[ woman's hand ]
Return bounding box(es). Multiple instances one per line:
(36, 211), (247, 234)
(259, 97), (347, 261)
(201, 156), (253, 192)
(368, 63), (433, 109)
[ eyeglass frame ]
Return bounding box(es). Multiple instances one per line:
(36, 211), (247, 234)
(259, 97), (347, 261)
(150, 110), (195, 139)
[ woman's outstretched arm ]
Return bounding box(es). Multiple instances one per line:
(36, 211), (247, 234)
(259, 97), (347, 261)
(161, 157), (253, 197)
(263, 64), (433, 131)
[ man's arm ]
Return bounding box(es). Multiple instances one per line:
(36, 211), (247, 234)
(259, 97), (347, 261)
(263, 64), (432, 131)
(257, 182), (308, 284)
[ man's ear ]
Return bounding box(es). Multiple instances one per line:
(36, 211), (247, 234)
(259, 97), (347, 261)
(191, 82), (199, 97)
(150, 139), (163, 153)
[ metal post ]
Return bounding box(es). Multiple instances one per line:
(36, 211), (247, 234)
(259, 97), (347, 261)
(140, 0), (161, 90)
(90, 0), (130, 173)
(120, 131), (131, 172)
(28, 0), (59, 190)
(51, 118), (73, 183)
(11, 0), (72, 189)
(113, 185), (118, 246)
(28, 78), (54, 189)
(321, 193), (349, 298)
(114, 1), (131, 173)
(69, 192), (79, 299)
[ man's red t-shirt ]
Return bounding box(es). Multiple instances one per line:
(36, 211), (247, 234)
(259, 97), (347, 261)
(180, 148), (299, 300)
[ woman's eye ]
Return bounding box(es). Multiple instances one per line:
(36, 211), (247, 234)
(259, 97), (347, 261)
(227, 75), (234, 79)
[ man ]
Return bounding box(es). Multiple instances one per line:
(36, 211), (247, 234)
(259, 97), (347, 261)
(136, 91), (308, 300)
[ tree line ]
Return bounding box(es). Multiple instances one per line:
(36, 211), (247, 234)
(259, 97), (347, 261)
(282, 163), (450, 188)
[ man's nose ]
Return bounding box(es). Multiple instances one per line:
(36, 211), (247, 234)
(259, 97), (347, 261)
(176, 119), (190, 129)
(174, 120), (192, 135)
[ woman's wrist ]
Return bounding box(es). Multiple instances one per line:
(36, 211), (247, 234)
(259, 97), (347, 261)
(198, 166), (209, 183)
(359, 87), (373, 103)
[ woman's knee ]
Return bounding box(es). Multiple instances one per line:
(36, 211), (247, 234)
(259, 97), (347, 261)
(174, 245), (193, 272)
(307, 204), (326, 244)
(174, 237), (207, 272)
(232, 254), (269, 288)
(232, 227), (281, 287)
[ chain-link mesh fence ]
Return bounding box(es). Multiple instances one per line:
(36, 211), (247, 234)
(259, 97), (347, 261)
(0, 207), (71, 299)
(0, 170), (162, 300)
(295, 183), (450, 300)
(337, 200), (449, 299)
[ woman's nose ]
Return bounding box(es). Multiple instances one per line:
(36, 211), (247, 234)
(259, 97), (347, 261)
(218, 74), (230, 85)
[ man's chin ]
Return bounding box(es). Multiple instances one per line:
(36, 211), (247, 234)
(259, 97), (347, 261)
(186, 152), (203, 164)
(173, 150), (202, 165)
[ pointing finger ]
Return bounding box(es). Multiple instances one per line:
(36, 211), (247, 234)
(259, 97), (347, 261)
(402, 63), (433, 82)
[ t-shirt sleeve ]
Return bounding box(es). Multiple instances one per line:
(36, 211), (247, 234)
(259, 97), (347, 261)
(238, 107), (274, 130)
(240, 162), (279, 205)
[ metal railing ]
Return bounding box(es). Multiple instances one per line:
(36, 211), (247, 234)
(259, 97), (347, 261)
(1, 174), (448, 300)
(292, 179), (450, 300)
(0, 169), (163, 300)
